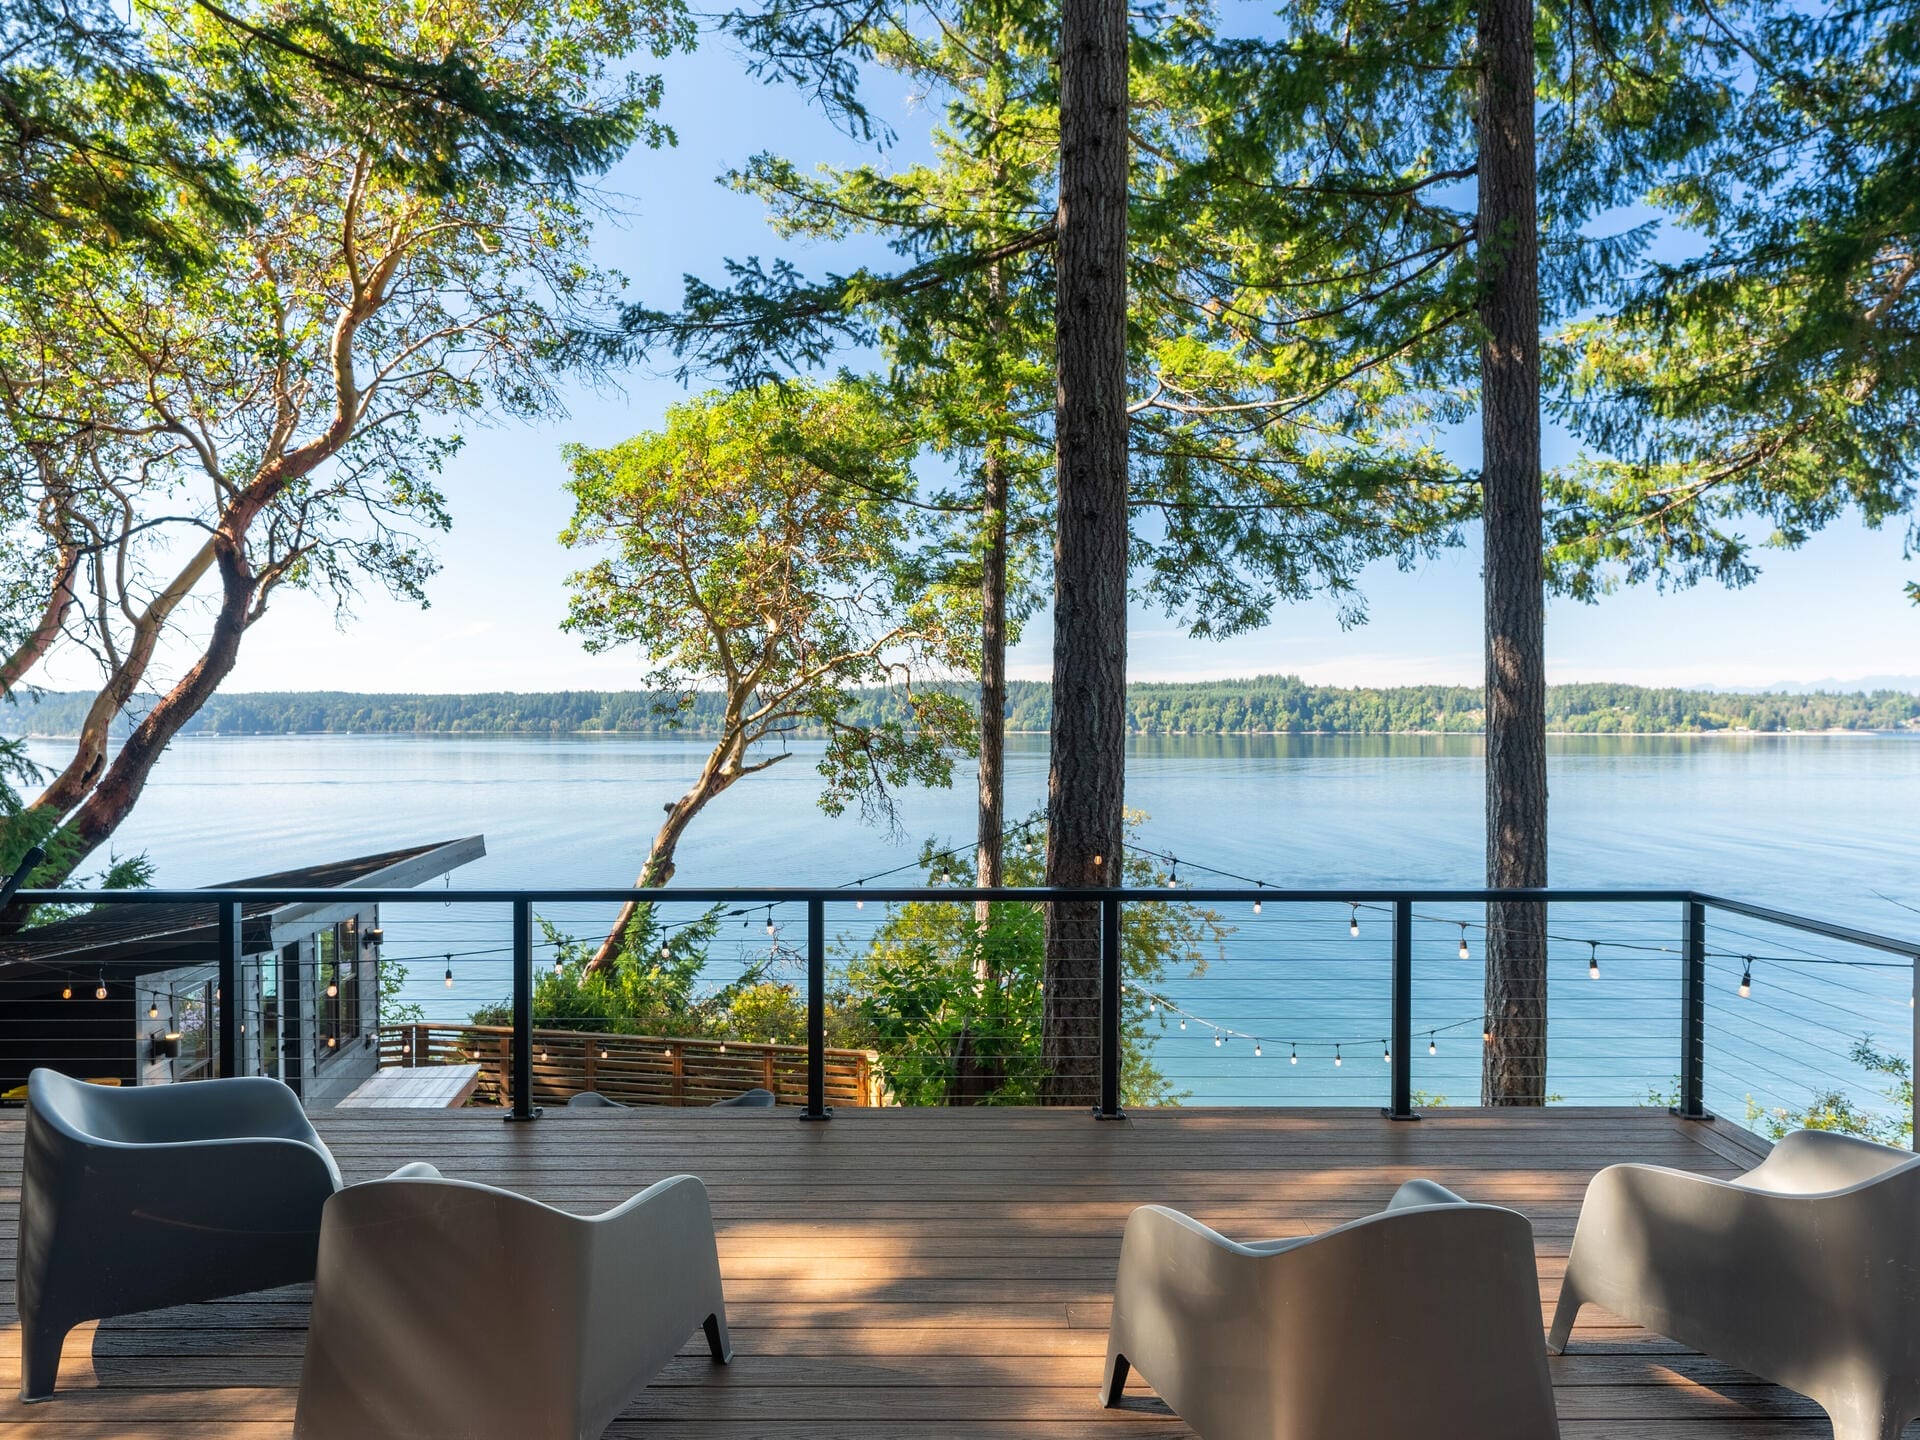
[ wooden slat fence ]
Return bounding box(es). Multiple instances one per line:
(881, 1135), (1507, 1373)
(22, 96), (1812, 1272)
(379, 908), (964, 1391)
(376, 1023), (885, 1108)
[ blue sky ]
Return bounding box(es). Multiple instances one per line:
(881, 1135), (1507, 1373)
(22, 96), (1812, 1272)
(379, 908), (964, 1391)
(201, 38), (1920, 694)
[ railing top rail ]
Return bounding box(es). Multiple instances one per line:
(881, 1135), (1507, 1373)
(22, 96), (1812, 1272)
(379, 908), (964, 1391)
(10, 883), (1916, 959)
(13, 883), (1701, 905)
(1691, 891), (1920, 961)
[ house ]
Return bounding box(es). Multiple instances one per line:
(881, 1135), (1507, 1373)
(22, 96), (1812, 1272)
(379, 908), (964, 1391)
(0, 836), (484, 1105)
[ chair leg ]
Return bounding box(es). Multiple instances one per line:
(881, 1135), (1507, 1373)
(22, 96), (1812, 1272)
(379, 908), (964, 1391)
(704, 1310), (733, 1365)
(1100, 1349), (1130, 1407)
(1546, 1272), (1585, 1355)
(19, 1316), (68, 1402)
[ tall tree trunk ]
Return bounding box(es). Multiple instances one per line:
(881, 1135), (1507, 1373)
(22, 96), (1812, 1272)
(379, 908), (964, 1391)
(974, 454), (1010, 925)
(1041, 0), (1129, 1109)
(1477, 0), (1548, 1106)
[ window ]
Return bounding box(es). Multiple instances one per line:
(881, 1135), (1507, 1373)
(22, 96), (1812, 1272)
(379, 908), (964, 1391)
(316, 922), (361, 1059)
(174, 981), (214, 1081)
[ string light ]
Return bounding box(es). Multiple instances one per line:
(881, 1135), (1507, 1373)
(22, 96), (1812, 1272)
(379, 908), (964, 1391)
(1290, 1044), (1298, 1064)
(1252, 887), (1262, 915)
(1254, 1040), (1263, 1056)
(1167, 858), (1180, 888)
(94, 973), (108, 1000)
(1213, 1030), (1222, 1047)
(1179, 1018), (1186, 1031)
(764, 907), (776, 937)
(1739, 958), (1753, 998)
(552, 953), (564, 975)
(1482, 1019), (1492, 1045)
(1349, 905), (1360, 939)
(1588, 942), (1600, 981)
(444, 955), (454, 989)
(1428, 1033), (1437, 1056)
(1334, 1045), (1343, 1067)
(1458, 924), (1470, 960)
(149, 998), (160, 1019)
(1382, 1041), (1391, 1064)
(327, 976), (339, 997)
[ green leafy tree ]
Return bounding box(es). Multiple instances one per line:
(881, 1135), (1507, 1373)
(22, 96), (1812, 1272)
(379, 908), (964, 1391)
(840, 811), (1227, 1106)
(0, 0), (689, 895)
(1547, 0), (1919, 607)
(560, 382), (979, 969)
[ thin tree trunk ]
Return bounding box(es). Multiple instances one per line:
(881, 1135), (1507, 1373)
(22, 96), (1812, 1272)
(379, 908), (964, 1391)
(1041, 0), (1129, 1109)
(974, 447), (1010, 927)
(1477, 0), (1548, 1106)
(590, 768), (720, 972)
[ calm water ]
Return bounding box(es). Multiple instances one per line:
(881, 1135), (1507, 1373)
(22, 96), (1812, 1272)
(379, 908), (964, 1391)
(23, 732), (1920, 1114)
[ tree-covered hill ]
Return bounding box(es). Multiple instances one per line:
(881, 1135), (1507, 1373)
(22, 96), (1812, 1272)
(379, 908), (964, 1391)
(7, 679), (1918, 738)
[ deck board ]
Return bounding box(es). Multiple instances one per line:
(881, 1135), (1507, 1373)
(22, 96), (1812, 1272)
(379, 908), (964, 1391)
(0, 1106), (1896, 1437)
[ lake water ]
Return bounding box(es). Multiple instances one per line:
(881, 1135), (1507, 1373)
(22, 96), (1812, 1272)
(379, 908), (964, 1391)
(22, 732), (1920, 1117)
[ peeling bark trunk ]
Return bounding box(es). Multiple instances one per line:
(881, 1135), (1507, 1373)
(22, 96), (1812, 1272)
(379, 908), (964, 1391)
(1477, 0), (1549, 1106)
(0, 532), (80, 696)
(1041, 0), (1129, 1109)
(23, 535), (256, 902)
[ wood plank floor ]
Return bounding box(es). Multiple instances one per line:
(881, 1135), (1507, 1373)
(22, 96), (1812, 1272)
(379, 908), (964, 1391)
(0, 1105), (1891, 1438)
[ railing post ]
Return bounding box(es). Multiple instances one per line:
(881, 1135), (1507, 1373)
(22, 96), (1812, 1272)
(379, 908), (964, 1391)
(1384, 898), (1417, 1121)
(217, 901), (241, 1079)
(1095, 895), (1124, 1119)
(1911, 953), (1918, 1151)
(802, 897), (830, 1121)
(505, 898), (540, 1122)
(1673, 898), (1711, 1121)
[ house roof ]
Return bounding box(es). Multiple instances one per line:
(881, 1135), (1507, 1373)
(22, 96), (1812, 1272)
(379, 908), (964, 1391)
(0, 836), (486, 978)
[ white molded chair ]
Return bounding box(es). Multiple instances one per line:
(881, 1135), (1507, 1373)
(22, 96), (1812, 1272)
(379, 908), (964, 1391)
(294, 1166), (731, 1439)
(1551, 1128), (1920, 1440)
(1103, 1178), (1559, 1439)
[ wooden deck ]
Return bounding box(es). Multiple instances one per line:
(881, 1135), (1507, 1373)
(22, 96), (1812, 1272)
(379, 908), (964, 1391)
(0, 1105), (1881, 1438)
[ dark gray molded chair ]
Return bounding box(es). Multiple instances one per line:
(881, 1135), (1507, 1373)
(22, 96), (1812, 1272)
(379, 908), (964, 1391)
(712, 1087), (776, 1107)
(1551, 1129), (1920, 1440)
(294, 1166), (731, 1439)
(1103, 1178), (1559, 1439)
(18, 1068), (342, 1401)
(565, 1089), (624, 1108)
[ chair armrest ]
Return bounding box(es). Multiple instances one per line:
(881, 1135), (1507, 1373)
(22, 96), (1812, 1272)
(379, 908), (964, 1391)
(1736, 1128), (1918, 1196)
(1388, 1178), (1468, 1211)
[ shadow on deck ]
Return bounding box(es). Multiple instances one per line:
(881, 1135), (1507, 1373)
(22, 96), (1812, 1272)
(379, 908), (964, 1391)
(0, 1105), (1883, 1437)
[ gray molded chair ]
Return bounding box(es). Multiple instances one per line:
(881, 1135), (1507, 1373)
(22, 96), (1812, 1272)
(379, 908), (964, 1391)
(1103, 1178), (1559, 1440)
(1550, 1128), (1920, 1440)
(294, 1165), (731, 1439)
(18, 1068), (342, 1401)
(565, 1089), (624, 1108)
(712, 1087), (776, 1107)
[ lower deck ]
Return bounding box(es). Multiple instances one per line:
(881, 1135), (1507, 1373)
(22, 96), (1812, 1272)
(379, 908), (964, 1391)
(0, 1104), (1885, 1437)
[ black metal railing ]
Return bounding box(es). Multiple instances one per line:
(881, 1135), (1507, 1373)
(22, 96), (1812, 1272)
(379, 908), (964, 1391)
(7, 883), (1917, 1136)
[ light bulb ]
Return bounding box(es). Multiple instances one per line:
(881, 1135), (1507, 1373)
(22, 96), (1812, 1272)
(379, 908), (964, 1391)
(1252, 897), (1262, 914)
(1178, 1018), (1186, 1031)
(1482, 1022), (1492, 1044)
(443, 961), (454, 988)
(553, 956), (564, 975)
(1334, 1046), (1343, 1067)
(1289, 1045), (1297, 1064)
(661, 944), (670, 958)
(94, 980), (108, 1000)
(1254, 1041), (1263, 1056)
(855, 897), (864, 910)
(61, 984), (71, 999)
(600, 1047), (609, 1060)
(718, 1042), (727, 1053)
(1349, 908), (1360, 938)
(1739, 963), (1752, 998)
(1383, 1043), (1391, 1063)
(327, 981), (338, 998)
(1588, 943), (1600, 980)
(1458, 926), (1470, 960)
(327, 1035), (337, 1049)
(1213, 1032), (1222, 1047)
(1428, 1036), (1437, 1056)
(149, 1000), (159, 1019)
(1148, 1000), (1157, 1013)
(1093, 854), (1103, 867)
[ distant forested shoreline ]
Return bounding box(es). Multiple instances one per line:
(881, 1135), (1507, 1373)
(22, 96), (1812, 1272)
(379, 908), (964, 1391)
(8, 678), (1919, 738)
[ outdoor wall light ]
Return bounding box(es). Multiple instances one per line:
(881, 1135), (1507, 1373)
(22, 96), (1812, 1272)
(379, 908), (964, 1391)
(152, 1033), (182, 1060)
(362, 927), (385, 949)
